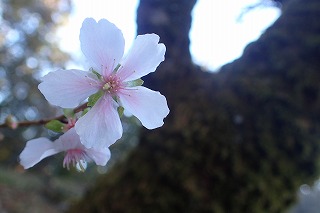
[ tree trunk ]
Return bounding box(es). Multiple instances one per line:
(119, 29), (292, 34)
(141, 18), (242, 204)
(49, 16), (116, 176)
(68, 0), (320, 212)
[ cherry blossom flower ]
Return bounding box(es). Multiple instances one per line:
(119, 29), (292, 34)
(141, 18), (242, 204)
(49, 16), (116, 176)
(38, 18), (169, 148)
(19, 128), (111, 171)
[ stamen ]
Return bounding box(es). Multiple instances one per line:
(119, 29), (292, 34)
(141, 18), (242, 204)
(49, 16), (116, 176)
(63, 149), (88, 171)
(102, 75), (123, 94)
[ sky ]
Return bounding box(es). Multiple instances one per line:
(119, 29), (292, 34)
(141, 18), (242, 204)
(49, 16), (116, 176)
(58, 0), (281, 71)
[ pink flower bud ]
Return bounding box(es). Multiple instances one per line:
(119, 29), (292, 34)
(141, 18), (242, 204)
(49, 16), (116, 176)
(5, 115), (18, 129)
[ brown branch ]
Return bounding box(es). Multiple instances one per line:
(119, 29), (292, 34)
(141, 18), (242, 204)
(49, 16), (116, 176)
(0, 102), (88, 129)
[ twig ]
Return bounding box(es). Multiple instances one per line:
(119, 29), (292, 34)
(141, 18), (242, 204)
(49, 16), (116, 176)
(0, 102), (88, 129)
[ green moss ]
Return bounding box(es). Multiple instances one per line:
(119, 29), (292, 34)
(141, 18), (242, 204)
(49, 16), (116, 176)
(68, 0), (320, 212)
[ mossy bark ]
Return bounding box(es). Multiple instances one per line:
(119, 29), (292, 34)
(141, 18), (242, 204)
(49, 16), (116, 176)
(68, 0), (320, 212)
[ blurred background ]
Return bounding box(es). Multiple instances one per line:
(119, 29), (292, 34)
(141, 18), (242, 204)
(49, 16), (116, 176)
(1, 0), (320, 212)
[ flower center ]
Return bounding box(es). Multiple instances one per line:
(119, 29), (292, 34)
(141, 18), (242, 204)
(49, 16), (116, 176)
(63, 149), (88, 171)
(102, 75), (121, 94)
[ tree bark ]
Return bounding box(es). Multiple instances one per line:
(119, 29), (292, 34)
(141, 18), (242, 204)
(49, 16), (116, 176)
(68, 0), (320, 212)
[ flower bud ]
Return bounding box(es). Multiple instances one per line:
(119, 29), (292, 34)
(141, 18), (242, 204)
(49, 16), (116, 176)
(5, 115), (18, 129)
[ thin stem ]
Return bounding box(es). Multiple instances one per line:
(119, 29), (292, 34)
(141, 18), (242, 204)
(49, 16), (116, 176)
(0, 102), (88, 129)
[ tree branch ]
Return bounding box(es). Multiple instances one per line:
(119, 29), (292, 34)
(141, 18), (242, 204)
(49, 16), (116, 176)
(0, 102), (88, 129)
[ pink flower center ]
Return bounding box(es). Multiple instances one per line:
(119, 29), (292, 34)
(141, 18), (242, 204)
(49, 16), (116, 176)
(63, 149), (88, 170)
(102, 75), (122, 94)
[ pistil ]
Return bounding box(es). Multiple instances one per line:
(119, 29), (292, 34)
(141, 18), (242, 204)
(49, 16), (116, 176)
(102, 75), (121, 94)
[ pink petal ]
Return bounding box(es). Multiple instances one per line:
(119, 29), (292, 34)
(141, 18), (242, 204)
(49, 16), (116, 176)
(75, 95), (122, 149)
(19, 137), (59, 169)
(86, 148), (111, 166)
(117, 34), (166, 82)
(53, 128), (82, 151)
(55, 128), (111, 166)
(118, 86), (169, 129)
(38, 69), (100, 108)
(80, 18), (125, 77)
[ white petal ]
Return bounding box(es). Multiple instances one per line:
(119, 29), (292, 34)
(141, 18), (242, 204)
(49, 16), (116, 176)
(53, 128), (81, 151)
(86, 147), (111, 166)
(117, 34), (166, 81)
(57, 128), (111, 166)
(19, 137), (59, 169)
(38, 69), (100, 108)
(80, 18), (125, 77)
(75, 95), (123, 149)
(118, 86), (169, 129)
